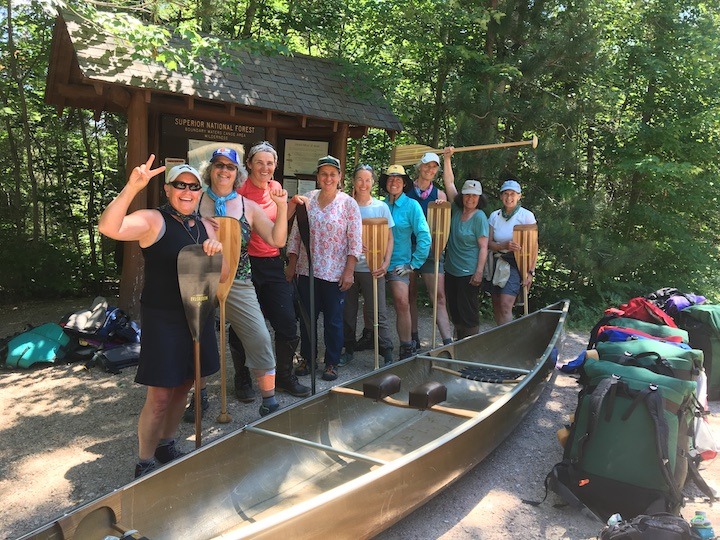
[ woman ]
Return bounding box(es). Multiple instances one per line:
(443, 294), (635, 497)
(407, 149), (457, 348)
(444, 180), (489, 339)
(380, 164), (431, 360)
(487, 179), (537, 325)
(231, 141), (311, 400)
(196, 147), (289, 418)
(340, 164), (395, 367)
(98, 156), (225, 478)
(286, 155), (363, 381)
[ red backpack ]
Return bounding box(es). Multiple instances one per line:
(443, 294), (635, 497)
(605, 297), (678, 328)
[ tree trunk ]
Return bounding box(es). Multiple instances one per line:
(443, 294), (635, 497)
(242, 0), (259, 38)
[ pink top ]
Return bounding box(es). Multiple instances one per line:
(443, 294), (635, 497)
(288, 190), (363, 282)
(237, 179), (282, 257)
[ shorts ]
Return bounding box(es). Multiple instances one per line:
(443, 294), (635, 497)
(489, 265), (522, 297)
(418, 253), (445, 274)
(386, 271), (410, 285)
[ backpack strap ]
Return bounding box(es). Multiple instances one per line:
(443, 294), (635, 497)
(577, 376), (619, 461)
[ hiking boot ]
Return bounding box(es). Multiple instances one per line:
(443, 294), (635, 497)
(411, 339), (421, 354)
(183, 389), (209, 423)
(442, 338), (453, 346)
(134, 460), (158, 479)
(399, 343), (414, 360)
(322, 364), (338, 381)
(294, 358), (318, 377)
(259, 402), (280, 417)
(381, 348), (394, 366)
(235, 384), (256, 403)
(338, 351), (354, 367)
(276, 374), (311, 397)
(355, 328), (373, 351)
(154, 440), (186, 465)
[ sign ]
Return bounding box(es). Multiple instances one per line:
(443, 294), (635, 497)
(284, 139), (329, 176)
(162, 115), (262, 143)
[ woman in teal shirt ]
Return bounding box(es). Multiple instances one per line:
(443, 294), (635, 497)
(444, 180), (489, 339)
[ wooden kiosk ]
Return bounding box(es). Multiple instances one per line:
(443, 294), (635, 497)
(44, 10), (402, 317)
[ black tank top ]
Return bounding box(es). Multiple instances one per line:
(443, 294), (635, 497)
(141, 211), (210, 310)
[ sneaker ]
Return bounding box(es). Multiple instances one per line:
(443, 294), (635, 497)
(259, 402), (280, 417)
(399, 343), (414, 360)
(338, 351), (354, 367)
(321, 364), (338, 381)
(183, 390), (209, 423)
(134, 460), (158, 479)
(154, 441), (186, 464)
(276, 375), (311, 397)
(235, 384), (256, 403)
(294, 358), (318, 377)
(411, 339), (421, 354)
(355, 328), (373, 351)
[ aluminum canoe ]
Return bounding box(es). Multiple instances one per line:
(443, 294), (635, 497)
(21, 300), (569, 540)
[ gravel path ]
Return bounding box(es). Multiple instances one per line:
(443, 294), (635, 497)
(1, 297), (718, 539)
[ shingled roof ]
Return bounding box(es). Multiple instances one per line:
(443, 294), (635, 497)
(55, 9), (402, 132)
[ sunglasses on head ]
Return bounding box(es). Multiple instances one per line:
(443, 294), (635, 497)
(213, 162), (238, 172)
(169, 180), (202, 191)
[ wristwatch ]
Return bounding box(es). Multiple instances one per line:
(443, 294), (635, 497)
(528, 269), (536, 277)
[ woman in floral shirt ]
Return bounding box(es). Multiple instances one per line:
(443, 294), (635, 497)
(286, 155), (363, 381)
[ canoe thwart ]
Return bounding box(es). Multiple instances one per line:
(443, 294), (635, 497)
(408, 382), (447, 409)
(419, 355), (532, 375)
(432, 365), (523, 384)
(362, 373), (402, 400)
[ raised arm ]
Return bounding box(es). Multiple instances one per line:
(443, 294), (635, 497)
(248, 188), (289, 247)
(443, 146), (458, 201)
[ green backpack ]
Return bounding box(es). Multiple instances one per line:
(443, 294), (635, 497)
(549, 359), (698, 521)
(594, 340), (703, 382)
(608, 318), (689, 343)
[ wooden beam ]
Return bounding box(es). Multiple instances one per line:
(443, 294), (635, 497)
(92, 82), (104, 95)
(301, 116), (307, 128)
(186, 96), (194, 110)
(266, 110), (273, 123)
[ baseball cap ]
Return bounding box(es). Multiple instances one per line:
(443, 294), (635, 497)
(211, 148), (240, 166)
(461, 180), (483, 196)
(166, 164), (202, 184)
(500, 179), (522, 194)
(420, 152), (441, 165)
(315, 155), (342, 172)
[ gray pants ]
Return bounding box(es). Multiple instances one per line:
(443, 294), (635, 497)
(343, 271), (393, 352)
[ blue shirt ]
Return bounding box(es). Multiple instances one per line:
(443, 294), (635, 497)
(384, 193), (431, 270)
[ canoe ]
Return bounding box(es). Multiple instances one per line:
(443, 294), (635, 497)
(21, 300), (569, 540)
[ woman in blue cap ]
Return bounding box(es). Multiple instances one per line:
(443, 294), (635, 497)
(487, 179), (537, 325)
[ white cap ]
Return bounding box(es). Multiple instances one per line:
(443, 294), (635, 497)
(461, 180), (483, 196)
(420, 152), (441, 165)
(167, 164), (202, 184)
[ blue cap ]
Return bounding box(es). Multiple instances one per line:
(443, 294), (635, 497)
(211, 148), (240, 166)
(500, 179), (522, 194)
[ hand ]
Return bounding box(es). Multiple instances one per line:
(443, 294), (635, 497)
(284, 264), (296, 282)
(469, 271), (483, 287)
(206, 216), (220, 231)
(443, 146), (455, 158)
(338, 271), (354, 292)
(128, 154), (165, 191)
(202, 238), (223, 256)
(270, 188), (288, 207)
(371, 265), (387, 279)
(507, 240), (521, 252)
(393, 264), (413, 277)
(290, 194), (308, 206)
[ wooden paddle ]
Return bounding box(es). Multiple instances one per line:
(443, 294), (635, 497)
(362, 217), (389, 370)
(215, 217), (241, 424)
(390, 136), (538, 166)
(512, 223), (538, 316)
(427, 201), (451, 347)
(177, 244), (222, 448)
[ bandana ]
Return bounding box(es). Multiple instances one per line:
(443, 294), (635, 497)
(414, 181), (434, 200)
(159, 203), (200, 223)
(501, 205), (522, 220)
(206, 187), (238, 217)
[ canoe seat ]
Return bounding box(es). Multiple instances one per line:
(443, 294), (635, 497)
(362, 374), (401, 400)
(409, 382), (447, 410)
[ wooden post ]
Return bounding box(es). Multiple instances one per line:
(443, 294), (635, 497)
(118, 90), (148, 320)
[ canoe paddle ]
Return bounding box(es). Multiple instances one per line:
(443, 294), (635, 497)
(178, 244), (222, 448)
(390, 136), (538, 166)
(215, 217), (241, 423)
(427, 201), (451, 347)
(362, 218), (388, 370)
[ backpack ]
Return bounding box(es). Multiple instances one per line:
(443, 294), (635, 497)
(645, 288), (706, 318)
(63, 304), (140, 347)
(548, 359), (698, 521)
(88, 342), (141, 374)
(594, 341), (703, 382)
(599, 513), (693, 540)
(4, 323), (72, 368)
(601, 318), (689, 343)
(606, 297), (679, 328)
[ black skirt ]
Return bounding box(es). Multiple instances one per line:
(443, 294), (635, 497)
(135, 305), (219, 388)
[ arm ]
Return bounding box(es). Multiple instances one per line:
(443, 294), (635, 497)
(200, 218), (228, 282)
(339, 198), (363, 291)
(248, 189), (288, 247)
(410, 204), (431, 270)
(443, 146), (458, 201)
(288, 194), (308, 220)
(371, 228), (394, 278)
(98, 155), (165, 243)
(471, 236), (489, 287)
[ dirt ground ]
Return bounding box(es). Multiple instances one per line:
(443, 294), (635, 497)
(1, 296), (719, 540)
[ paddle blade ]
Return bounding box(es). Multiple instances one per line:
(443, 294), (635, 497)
(178, 244), (222, 341)
(512, 224), (538, 278)
(390, 144), (438, 166)
(427, 201), (452, 257)
(362, 218), (388, 272)
(216, 217), (241, 302)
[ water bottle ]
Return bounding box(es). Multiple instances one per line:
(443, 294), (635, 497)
(690, 510), (715, 540)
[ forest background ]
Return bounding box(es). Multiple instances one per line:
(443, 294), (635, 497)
(1, 0), (719, 326)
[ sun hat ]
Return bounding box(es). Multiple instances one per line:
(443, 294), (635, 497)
(211, 148), (240, 166)
(315, 155), (342, 172)
(167, 164), (202, 184)
(420, 152), (441, 165)
(500, 179), (522, 194)
(379, 164), (411, 193)
(461, 180), (483, 196)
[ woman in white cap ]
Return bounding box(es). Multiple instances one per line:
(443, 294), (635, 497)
(445, 179), (489, 339)
(407, 148), (457, 348)
(487, 179), (537, 325)
(286, 155), (363, 381)
(98, 156), (225, 478)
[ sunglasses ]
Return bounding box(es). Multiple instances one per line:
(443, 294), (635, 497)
(169, 180), (202, 191)
(213, 162), (238, 172)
